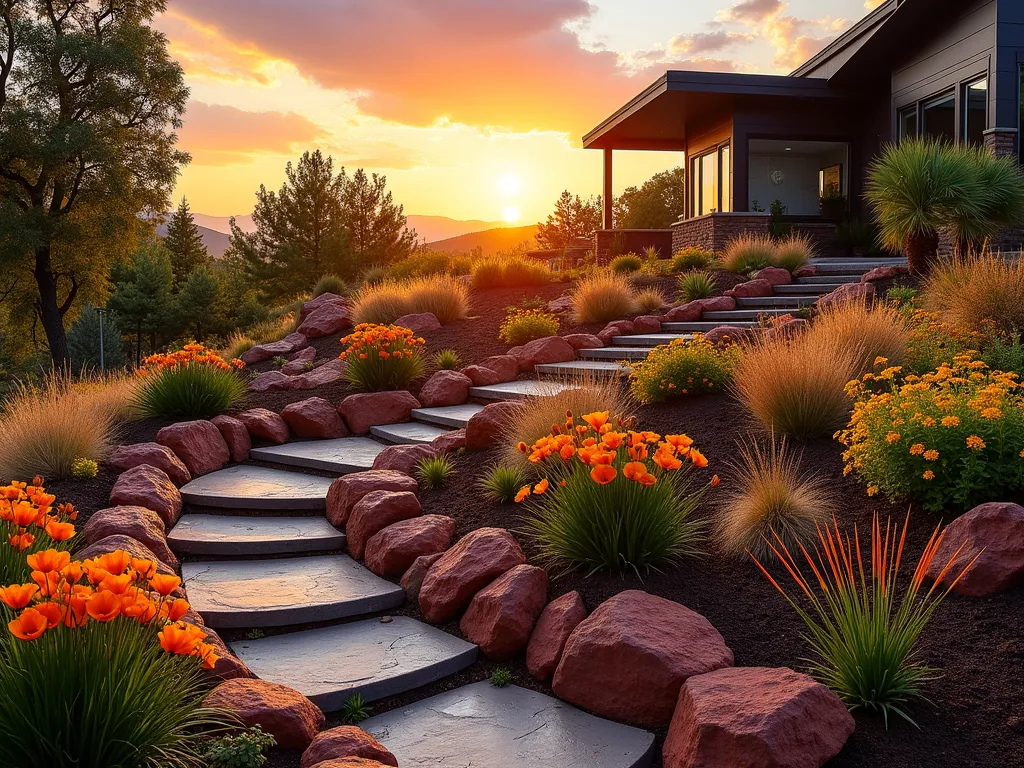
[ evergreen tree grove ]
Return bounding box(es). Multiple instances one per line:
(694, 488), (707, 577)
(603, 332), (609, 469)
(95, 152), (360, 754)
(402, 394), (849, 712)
(164, 197), (209, 287)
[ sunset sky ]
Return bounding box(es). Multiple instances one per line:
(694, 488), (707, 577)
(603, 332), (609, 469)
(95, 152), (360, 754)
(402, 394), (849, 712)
(164, 0), (881, 224)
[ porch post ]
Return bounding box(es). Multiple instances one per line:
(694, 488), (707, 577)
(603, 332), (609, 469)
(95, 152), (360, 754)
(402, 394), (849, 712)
(602, 148), (614, 229)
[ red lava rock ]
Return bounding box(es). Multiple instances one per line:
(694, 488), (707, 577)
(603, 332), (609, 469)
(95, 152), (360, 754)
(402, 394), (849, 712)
(633, 315), (662, 333)
(347, 490), (423, 559)
(203, 678), (325, 750)
(241, 334), (309, 365)
(156, 420), (230, 477)
(108, 442), (191, 486)
(372, 443), (438, 474)
(290, 358), (348, 390)
(250, 370), (295, 392)
(563, 333), (604, 350)
(419, 527), (526, 623)
(861, 265), (909, 282)
(510, 335), (575, 372)
(527, 591), (587, 681)
(282, 347), (318, 375)
(662, 666), (855, 768)
(753, 266), (793, 286)
(300, 293), (346, 321)
(364, 514), (455, 576)
(297, 302), (353, 339)
(725, 279), (773, 299)
(401, 552), (444, 603)
(76, 535), (180, 584)
(462, 365), (503, 386)
(664, 295), (737, 323)
(109, 465), (183, 527)
(793, 265), (817, 278)
(465, 401), (519, 451)
(418, 370), (472, 407)
(478, 355), (519, 381)
(926, 502), (1024, 596)
(460, 564), (548, 660)
(704, 326), (751, 344)
(301, 726), (398, 768)
(237, 408), (290, 444)
(394, 312), (442, 333)
(282, 397), (348, 439)
(81, 506), (176, 569)
(818, 281), (875, 308)
(338, 391), (420, 435)
(431, 429), (467, 453)
(552, 590), (734, 726)
(210, 415), (252, 463)
(326, 470), (418, 527)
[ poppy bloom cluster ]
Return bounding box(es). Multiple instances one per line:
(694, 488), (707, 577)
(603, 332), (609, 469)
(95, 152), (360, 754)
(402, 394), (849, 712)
(0, 477), (76, 555)
(0, 548), (218, 670)
(514, 410), (717, 501)
(339, 323), (425, 362)
(139, 343), (244, 374)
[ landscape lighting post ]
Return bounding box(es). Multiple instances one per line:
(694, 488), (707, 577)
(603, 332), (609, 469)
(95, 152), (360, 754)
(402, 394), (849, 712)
(96, 307), (107, 373)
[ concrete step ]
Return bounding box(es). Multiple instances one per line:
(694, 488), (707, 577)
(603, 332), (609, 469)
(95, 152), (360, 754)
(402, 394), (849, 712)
(794, 274), (861, 285)
(250, 437), (385, 474)
(231, 616), (478, 712)
(580, 346), (657, 361)
(774, 283), (849, 294)
(470, 380), (580, 401)
(364, 682), (656, 768)
(702, 308), (792, 321)
(736, 295), (817, 308)
(536, 360), (630, 378)
(612, 333), (691, 347)
(411, 403), (484, 429)
(660, 320), (759, 332)
(168, 514), (345, 557)
(181, 555), (404, 629)
(370, 421), (452, 445)
(181, 465), (334, 511)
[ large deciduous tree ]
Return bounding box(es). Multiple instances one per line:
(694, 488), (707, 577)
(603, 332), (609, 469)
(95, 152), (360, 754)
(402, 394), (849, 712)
(0, 0), (189, 367)
(614, 167), (686, 229)
(535, 191), (602, 250)
(164, 196), (209, 287)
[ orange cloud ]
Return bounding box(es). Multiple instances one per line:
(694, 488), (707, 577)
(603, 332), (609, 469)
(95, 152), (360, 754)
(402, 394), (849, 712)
(716, 0), (848, 70)
(178, 102), (328, 165)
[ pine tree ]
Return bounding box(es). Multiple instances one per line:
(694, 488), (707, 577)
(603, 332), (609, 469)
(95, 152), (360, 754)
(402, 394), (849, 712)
(535, 191), (602, 250)
(107, 242), (176, 365)
(163, 197), (210, 287)
(175, 266), (222, 342)
(339, 168), (417, 268)
(67, 303), (127, 373)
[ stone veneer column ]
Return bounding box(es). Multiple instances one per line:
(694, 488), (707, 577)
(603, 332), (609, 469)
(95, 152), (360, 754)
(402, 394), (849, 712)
(982, 127), (1019, 160)
(980, 128), (1024, 255)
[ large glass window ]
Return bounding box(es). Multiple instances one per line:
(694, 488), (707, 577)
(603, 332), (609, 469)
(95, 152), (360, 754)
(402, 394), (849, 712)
(922, 91), (956, 142)
(689, 144), (730, 217)
(964, 78), (987, 146)
(700, 153), (718, 216)
(719, 145), (731, 213)
(898, 105), (918, 139)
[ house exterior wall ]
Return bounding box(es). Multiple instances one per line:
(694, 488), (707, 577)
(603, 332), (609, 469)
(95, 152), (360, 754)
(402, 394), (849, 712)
(671, 213), (769, 253)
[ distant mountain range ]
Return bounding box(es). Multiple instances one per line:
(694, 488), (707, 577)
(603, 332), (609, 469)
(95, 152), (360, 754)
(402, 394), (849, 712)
(426, 224), (539, 255)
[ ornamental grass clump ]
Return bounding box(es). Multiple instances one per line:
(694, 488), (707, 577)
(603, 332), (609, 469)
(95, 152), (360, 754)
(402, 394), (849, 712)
(722, 233), (776, 273)
(340, 323), (425, 391)
(837, 355), (1024, 511)
(634, 287), (666, 313)
(629, 335), (739, 404)
(0, 546), (227, 767)
(471, 255), (551, 289)
(772, 233), (816, 271)
(133, 344), (247, 420)
(922, 252), (1024, 336)
(805, 300), (912, 374)
(431, 348), (463, 370)
(609, 253), (643, 273)
(517, 410), (714, 575)
(571, 272), (638, 323)
(677, 270), (716, 302)
(415, 454), (454, 489)
(499, 308), (560, 345)
(752, 514), (979, 726)
(0, 478), (78, 584)
(479, 464), (529, 503)
(671, 247), (717, 273)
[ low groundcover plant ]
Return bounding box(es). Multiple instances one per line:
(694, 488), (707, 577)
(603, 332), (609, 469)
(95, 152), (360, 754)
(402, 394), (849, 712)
(133, 343), (247, 420)
(340, 322), (426, 391)
(629, 335), (739, 404)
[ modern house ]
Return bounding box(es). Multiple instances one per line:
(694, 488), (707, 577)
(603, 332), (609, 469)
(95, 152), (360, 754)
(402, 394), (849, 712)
(585, 0), (1024, 259)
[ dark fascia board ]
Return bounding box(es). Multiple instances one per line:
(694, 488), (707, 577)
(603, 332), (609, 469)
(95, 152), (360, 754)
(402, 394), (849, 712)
(582, 71), (840, 148)
(789, 0), (899, 78)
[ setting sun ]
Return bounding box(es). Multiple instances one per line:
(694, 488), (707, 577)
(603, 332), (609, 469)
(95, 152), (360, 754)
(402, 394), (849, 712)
(502, 206), (521, 223)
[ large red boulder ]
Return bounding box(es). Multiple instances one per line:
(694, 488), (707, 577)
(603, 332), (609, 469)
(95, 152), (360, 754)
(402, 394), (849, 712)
(725, 279), (773, 299)
(297, 302), (353, 339)
(431, 429), (467, 453)
(925, 501), (1024, 596)
(633, 315), (662, 334)
(460, 564), (548, 660)
(250, 370), (294, 392)
(282, 347), (318, 375)
(462, 365), (503, 387)
(241, 333), (308, 365)
(204, 679), (324, 750)
(309, 759), (394, 768)
(237, 408), (290, 444)
(598, 320), (636, 345)
(665, 295), (737, 323)
(193, 624), (255, 682)
(793, 265), (816, 278)
(325, 470), (418, 528)
(753, 266), (792, 286)
(401, 552), (444, 603)
(108, 443), (191, 486)
(371, 444), (437, 474)
(81, 505), (176, 569)
(210, 415), (251, 462)
(156, 420), (230, 477)
(301, 726), (398, 768)
(418, 527), (526, 623)
(818, 281), (875, 308)
(527, 590), (587, 681)
(703, 326), (751, 345)
(299, 292), (346, 321)
(109, 465), (183, 527)
(346, 490), (422, 560)
(289, 359), (347, 390)
(418, 370), (472, 407)
(861, 265), (909, 282)
(394, 312), (441, 333)
(510, 335), (575, 372)
(364, 514), (455, 576)
(662, 667), (854, 768)
(562, 333), (604, 350)
(552, 590), (734, 726)
(477, 355), (519, 381)
(338, 391), (420, 435)
(465, 401), (519, 451)
(282, 397), (348, 439)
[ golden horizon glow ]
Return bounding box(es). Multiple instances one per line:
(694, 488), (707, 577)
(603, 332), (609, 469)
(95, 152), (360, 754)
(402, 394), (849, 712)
(502, 206), (521, 223)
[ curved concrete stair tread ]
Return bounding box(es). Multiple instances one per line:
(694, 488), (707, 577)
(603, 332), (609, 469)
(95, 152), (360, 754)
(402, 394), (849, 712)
(370, 421), (452, 445)
(181, 555), (403, 629)
(230, 616), (478, 712)
(795, 274), (862, 284)
(181, 465), (334, 510)
(580, 346), (657, 361)
(168, 514), (345, 557)
(469, 379), (581, 400)
(249, 436), (385, 474)
(363, 681), (656, 768)
(411, 403), (484, 429)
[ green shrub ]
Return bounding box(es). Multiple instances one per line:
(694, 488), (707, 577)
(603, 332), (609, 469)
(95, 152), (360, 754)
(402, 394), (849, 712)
(773, 233), (815, 272)
(70, 457), (98, 479)
(609, 253), (643, 274)
(472, 255), (551, 289)
(67, 302), (127, 373)
(981, 333), (1024, 375)
(571, 272), (637, 323)
(629, 336), (739, 404)
(886, 285), (918, 308)
(431, 348), (463, 370)
(134, 366), (247, 420)
(271, 356), (287, 368)
(204, 727), (276, 768)
(499, 309), (560, 345)
(361, 265), (387, 285)
(415, 454), (454, 489)
(491, 668), (513, 687)
(312, 274), (347, 298)
(342, 694), (371, 724)
(671, 247), (716, 273)
(340, 324), (425, 392)
(677, 270), (715, 302)
(479, 464), (529, 503)
(722, 234), (775, 273)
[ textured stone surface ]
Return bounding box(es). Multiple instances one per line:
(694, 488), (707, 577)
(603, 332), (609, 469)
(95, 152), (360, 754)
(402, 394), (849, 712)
(110, 464), (183, 527)
(633, 315), (662, 334)
(393, 312), (441, 333)
(477, 354), (519, 381)
(326, 470), (418, 527)
(553, 590), (734, 726)
(753, 266), (793, 286)
(411, 403), (484, 429)
(300, 292), (346, 321)
(211, 415), (251, 462)
(469, 379), (578, 401)
(298, 301), (353, 338)
(370, 421), (451, 445)
(251, 370), (295, 392)
(301, 726), (398, 768)
(193, 624), (254, 682)
(232, 616), (477, 713)
(725, 279), (773, 299)
(461, 364), (503, 386)
(108, 443), (191, 486)
(237, 408), (290, 444)
(370, 443), (437, 474)
(282, 348), (318, 375)
(460, 564), (548, 660)
(82, 506), (176, 568)
(662, 667), (854, 768)
(703, 325), (751, 344)
(156, 420), (231, 476)
(419, 527), (526, 623)
(598, 321), (636, 344)
(363, 682), (656, 768)
(401, 552), (444, 603)
(241, 334), (309, 365)
(793, 265), (817, 278)
(861, 264), (909, 282)
(339, 391), (421, 435)
(289, 359), (347, 390)
(204, 678), (325, 750)
(250, 437), (384, 474)
(181, 465), (333, 510)
(282, 397), (349, 439)
(527, 591), (587, 681)
(925, 502), (1024, 596)
(563, 333), (605, 349)
(364, 514), (455, 576)
(168, 514), (345, 557)
(308, 759), (392, 768)
(430, 428), (467, 453)
(818, 281), (875, 308)
(182, 555), (404, 629)
(465, 400), (519, 451)
(509, 335), (575, 371)
(347, 490), (422, 560)
(418, 369), (472, 407)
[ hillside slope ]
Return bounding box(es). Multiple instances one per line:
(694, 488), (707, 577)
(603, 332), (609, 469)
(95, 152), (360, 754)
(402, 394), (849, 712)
(427, 224), (538, 255)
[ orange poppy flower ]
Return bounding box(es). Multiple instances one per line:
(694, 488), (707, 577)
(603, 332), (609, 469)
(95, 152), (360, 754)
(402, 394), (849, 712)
(60, 562), (84, 584)
(195, 641), (221, 670)
(96, 550), (132, 575)
(590, 465), (616, 485)
(582, 411), (610, 431)
(533, 478), (550, 495)
(711, 474), (721, 487)
(600, 431), (625, 450)
(559, 444), (576, 460)
(637, 473), (658, 487)
(9, 607), (48, 641)
(623, 462), (647, 481)
(664, 434), (694, 450)
(149, 574), (181, 597)
(131, 558), (157, 580)
(690, 449), (709, 468)
(8, 533), (35, 551)
(517, 441), (529, 454)
(34, 601), (63, 629)
(11, 501), (40, 527)
(31, 569), (61, 596)
(26, 549), (70, 574)
(86, 590), (122, 622)
(158, 622), (200, 656)
(44, 521), (75, 542)
(653, 451), (683, 471)
(161, 598), (191, 622)
(514, 485), (531, 503)
(85, 566), (110, 586)
(590, 451), (616, 466)
(0, 583), (38, 610)
(121, 592), (157, 622)
(100, 573), (134, 596)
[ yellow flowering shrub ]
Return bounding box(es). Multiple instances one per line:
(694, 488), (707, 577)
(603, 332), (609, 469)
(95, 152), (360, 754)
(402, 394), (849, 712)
(902, 310), (983, 375)
(498, 308), (560, 345)
(340, 323), (426, 391)
(837, 355), (1024, 511)
(628, 335), (740, 404)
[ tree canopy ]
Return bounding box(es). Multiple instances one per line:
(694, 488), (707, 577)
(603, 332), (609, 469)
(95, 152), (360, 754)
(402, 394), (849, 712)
(614, 167), (685, 229)
(107, 241), (176, 365)
(164, 197), (209, 287)
(535, 191), (602, 250)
